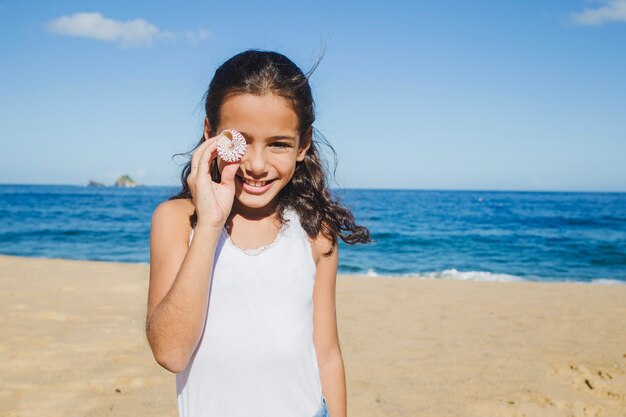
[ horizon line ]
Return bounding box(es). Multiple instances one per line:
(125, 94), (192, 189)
(1, 182), (625, 194)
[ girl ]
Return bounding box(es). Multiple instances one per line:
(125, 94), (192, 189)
(146, 50), (370, 417)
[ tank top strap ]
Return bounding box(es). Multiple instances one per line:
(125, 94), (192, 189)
(281, 208), (308, 241)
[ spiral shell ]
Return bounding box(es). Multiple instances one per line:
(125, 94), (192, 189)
(217, 129), (247, 162)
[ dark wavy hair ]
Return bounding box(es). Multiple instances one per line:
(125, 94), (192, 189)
(168, 49), (370, 255)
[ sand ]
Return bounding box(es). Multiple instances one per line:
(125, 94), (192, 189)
(1, 254), (625, 417)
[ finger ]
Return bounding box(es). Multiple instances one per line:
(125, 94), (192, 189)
(220, 162), (240, 192)
(190, 137), (214, 174)
(191, 135), (219, 174)
(198, 139), (219, 177)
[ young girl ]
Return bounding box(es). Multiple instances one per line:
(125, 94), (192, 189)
(146, 50), (370, 417)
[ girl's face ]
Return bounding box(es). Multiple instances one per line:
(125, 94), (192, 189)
(212, 93), (310, 217)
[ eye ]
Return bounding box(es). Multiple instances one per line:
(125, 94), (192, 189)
(270, 142), (291, 148)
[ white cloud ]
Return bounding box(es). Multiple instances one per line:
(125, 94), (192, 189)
(157, 28), (211, 45)
(571, 0), (626, 25)
(46, 12), (210, 47)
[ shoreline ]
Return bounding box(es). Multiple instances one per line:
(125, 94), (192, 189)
(0, 254), (623, 285)
(1, 254), (625, 416)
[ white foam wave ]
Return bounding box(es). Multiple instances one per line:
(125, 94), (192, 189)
(365, 267), (379, 277)
(351, 268), (625, 284)
(587, 278), (625, 285)
(357, 268), (526, 282)
(418, 268), (527, 282)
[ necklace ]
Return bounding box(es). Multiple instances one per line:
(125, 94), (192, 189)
(223, 221), (288, 256)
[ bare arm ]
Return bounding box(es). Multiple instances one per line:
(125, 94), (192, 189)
(145, 127), (240, 373)
(145, 200), (222, 373)
(312, 237), (347, 417)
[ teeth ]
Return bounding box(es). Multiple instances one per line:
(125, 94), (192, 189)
(243, 177), (269, 187)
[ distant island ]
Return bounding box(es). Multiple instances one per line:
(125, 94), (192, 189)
(86, 175), (142, 187)
(115, 175), (140, 187)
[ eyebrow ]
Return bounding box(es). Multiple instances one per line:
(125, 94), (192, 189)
(270, 135), (297, 141)
(239, 132), (297, 142)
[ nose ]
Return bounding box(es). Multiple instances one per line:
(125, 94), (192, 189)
(241, 145), (267, 176)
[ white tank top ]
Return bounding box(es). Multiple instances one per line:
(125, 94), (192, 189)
(176, 208), (323, 417)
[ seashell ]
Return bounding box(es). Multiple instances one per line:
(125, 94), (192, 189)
(217, 129), (247, 162)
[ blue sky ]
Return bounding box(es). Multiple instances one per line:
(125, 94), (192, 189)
(1, 0), (625, 191)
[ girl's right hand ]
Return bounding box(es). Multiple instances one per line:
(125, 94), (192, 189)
(186, 134), (240, 229)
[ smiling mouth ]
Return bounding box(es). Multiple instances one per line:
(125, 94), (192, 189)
(237, 175), (276, 188)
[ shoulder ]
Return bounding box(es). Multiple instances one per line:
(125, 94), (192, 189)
(308, 229), (338, 266)
(151, 198), (195, 237)
(152, 197), (195, 220)
(287, 209), (338, 265)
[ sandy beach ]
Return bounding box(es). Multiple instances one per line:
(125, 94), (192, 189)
(1, 254), (625, 417)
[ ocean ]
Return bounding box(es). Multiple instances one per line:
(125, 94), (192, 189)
(1, 184), (624, 284)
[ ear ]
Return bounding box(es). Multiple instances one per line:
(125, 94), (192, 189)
(203, 117), (214, 141)
(296, 126), (312, 162)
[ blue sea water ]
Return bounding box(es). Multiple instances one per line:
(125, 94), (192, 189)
(1, 184), (625, 284)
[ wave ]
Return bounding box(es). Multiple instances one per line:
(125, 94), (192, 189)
(585, 278), (626, 285)
(349, 268), (626, 284)
(365, 267), (379, 277)
(352, 267), (526, 282)
(416, 268), (527, 282)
